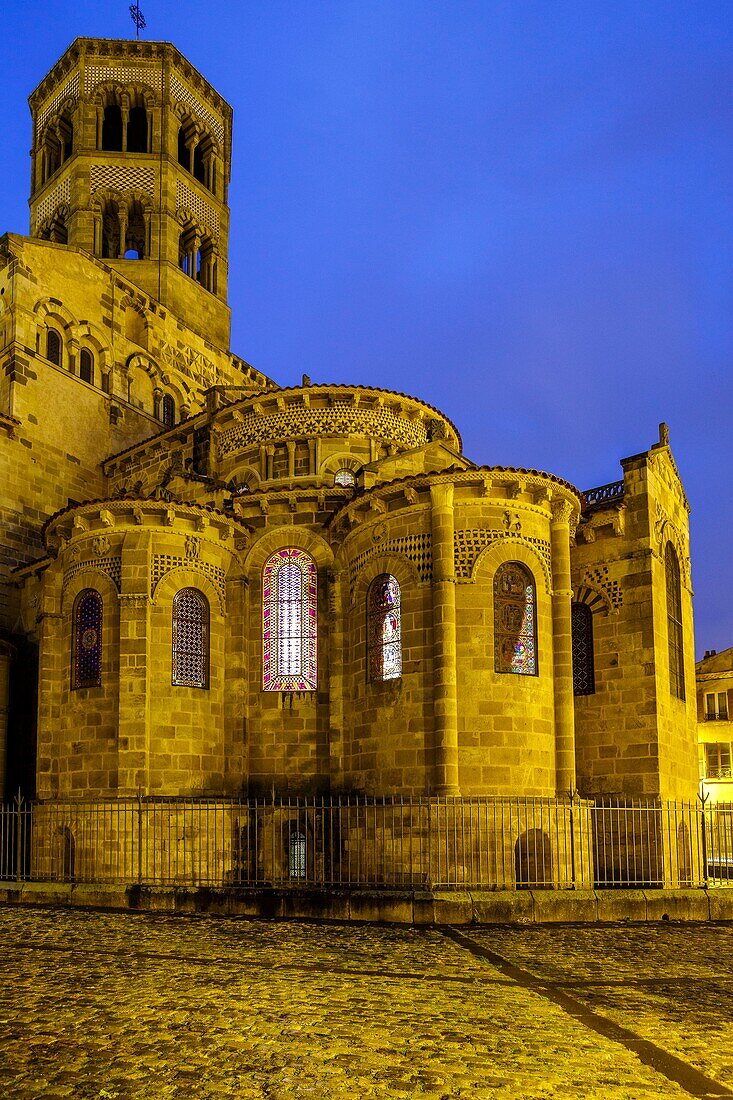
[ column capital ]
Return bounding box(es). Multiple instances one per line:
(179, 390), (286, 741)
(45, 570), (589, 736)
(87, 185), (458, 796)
(550, 498), (575, 526)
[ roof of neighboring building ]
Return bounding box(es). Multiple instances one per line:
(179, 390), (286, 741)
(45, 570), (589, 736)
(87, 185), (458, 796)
(696, 646), (733, 677)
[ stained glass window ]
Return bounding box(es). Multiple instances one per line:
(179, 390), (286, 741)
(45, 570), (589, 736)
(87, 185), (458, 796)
(368, 574), (402, 681)
(72, 588), (102, 688)
(79, 348), (94, 384)
(162, 394), (175, 428)
(494, 563), (537, 675)
(334, 469), (355, 488)
(262, 548), (317, 691)
(46, 328), (62, 366)
(571, 601), (595, 696)
(665, 543), (685, 700)
(172, 588), (209, 688)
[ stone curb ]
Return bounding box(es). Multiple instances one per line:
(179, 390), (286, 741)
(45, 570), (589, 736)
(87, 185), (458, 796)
(1, 882), (732, 923)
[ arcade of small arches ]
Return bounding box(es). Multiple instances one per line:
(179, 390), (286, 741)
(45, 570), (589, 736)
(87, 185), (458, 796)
(178, 215), (219, 294)
(39, 311), (183, 429)
(93, 192), (151, 260)
(35, 84), (223, 200)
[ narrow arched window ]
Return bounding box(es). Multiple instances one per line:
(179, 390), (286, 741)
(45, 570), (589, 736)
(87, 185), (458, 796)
(193, 143), (206, 184)
(571, 601), (595, 696)
(79, 348), (94, 385)
(127, 106), (148, 153)
(101, 105), (123, 151)
(177, 126), (190, 170)
(368, 574), (401, 681)
(161, 393), (175, 428)
(665, 543), (685, 699)
(72, 588), (102, 689)
(172, 588), (210, 688)
(494, 562), (537, 675)
(262, 548), (317, 691)
(46, 328), (62, 366)
(334, 469), (355, 488)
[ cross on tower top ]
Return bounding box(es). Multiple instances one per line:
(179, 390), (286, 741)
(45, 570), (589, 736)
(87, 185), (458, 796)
(129, 3), (146, 39)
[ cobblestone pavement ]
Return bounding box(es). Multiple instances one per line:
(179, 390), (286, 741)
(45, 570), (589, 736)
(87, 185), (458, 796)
(0, 908), (731, 1099)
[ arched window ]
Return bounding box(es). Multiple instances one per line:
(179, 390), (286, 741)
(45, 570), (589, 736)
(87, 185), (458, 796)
(101, 105), (123, 151)
(494, 562), (537, 675)
(665, 543), (685, 699)
(46, 328), (62, 366)
(193, 142), (206, 184)
(172, 588), (210, 688)
(368, 574), (401, 682)
(334, 469), (355, 488)
(79, 348), (94, 385)
(127, 106), (148, 153)
(161, 393), (176, 428)
(571, 601), (595, 696)
(101, 199), (121, 259)
(177, 126), (190, 170)
(262, 548), (317, 691)
(72, 588), (102, 689)
(125, 199), (146, 259)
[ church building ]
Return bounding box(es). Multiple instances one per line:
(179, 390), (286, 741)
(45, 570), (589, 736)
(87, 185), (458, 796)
(0, 37), (700, 820)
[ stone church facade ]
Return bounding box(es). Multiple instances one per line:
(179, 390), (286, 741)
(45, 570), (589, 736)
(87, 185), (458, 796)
(0, 37), (700, 817)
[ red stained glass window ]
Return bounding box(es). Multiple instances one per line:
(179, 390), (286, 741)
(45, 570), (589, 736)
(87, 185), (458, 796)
(494, 562), (537, 676)
(263, 548), (317, 691)
(368, 574), (402, 682)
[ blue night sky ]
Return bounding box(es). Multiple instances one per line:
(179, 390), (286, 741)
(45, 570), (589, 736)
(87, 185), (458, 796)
(3, 2), (732, 654)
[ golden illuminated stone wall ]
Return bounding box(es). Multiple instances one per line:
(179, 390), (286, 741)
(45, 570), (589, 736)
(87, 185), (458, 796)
(571, 429), (699, 801)
(0, 36), (702, 808)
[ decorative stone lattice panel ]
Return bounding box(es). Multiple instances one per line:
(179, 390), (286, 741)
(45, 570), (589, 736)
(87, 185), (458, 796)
(159, 340), (218, 388)
(151, 553), (226, 604)
(176, 180), (219, 238)
(90, 164), (156, 197)
(348, 533), (432, 592)
(583, 566), (623, 610)
(33, 179), (71, 233)
(454, 528), (551, 582)
(36, 74), (80, 133)
(85, 64), (163, 95)
(63, 556), (122, 593)
(170, 74), (225, 145)
(219, 404), (429, 457)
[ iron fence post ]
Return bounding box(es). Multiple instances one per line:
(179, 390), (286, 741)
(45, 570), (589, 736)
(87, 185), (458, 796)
(698, 789), (709, 889)
(14, 790), (23, 883)
(136, 790), (143, 885)
(568, 788), (576, 890)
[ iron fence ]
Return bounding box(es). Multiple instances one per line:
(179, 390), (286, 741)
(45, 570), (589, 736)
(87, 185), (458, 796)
(1, 793), (731, 891)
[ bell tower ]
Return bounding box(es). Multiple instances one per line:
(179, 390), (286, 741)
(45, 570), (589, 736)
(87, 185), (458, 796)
(28, 37), (233, 349)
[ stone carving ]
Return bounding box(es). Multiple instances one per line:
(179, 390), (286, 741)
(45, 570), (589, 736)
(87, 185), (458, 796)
(185, 535), (200, 561)
(502, 511), (522, 534)
(91, 535), (111, 557)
